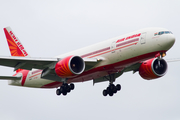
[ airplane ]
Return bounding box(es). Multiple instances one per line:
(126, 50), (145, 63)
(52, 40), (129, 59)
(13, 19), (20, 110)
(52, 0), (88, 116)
(0, 27), (175, 97)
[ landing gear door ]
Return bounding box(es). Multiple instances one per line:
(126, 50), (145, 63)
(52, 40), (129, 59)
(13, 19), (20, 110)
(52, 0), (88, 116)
(140, 32), (146, 44)
(111, 41), (116, 53)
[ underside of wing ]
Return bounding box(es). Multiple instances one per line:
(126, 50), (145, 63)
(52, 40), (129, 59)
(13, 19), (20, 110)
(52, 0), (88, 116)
(93, 62), (142, 84)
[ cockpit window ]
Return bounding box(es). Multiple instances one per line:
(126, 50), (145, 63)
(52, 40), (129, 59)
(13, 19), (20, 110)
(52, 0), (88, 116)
(154, 31), (172, 36)
(158, 31), (164, 35)
(165, 31), (170, 34)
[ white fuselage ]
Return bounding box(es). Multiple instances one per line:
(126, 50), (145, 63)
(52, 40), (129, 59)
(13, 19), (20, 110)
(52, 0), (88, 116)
(9, 27), (175, 88)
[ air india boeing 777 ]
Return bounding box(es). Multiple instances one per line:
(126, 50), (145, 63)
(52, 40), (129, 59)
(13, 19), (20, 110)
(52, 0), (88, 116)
(0, 27), (175, 96)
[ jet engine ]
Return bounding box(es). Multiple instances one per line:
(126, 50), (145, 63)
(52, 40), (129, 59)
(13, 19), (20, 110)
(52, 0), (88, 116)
(139, 58), (168, 80)
(55, 55), (85, 78)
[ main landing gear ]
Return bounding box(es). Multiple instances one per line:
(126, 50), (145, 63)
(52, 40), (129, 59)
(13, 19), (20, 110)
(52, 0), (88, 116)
(103, 84), (121, 96)
(56, 83), (75, 96)
(102, 74), (121, 97)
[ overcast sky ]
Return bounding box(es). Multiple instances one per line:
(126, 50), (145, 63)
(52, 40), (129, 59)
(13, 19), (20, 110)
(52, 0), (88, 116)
(0, 0), (180, 120)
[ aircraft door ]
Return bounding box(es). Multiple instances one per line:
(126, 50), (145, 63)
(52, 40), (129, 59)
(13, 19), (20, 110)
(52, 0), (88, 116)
(111, 41), (116, 53)
(109, 41), (120, 63)
(140, 32), (146, 44)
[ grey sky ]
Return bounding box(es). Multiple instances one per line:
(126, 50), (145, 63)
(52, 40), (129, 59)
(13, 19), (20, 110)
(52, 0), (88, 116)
(0, 0), (180, 120)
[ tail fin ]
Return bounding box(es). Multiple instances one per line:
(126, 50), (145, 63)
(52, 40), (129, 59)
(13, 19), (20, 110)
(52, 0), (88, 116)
(3, 27), (30, 57)
(3, 27), (30, 73)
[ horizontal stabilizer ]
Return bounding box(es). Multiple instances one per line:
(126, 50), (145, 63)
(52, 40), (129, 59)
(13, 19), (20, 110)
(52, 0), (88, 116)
(0, 76), (21, 80)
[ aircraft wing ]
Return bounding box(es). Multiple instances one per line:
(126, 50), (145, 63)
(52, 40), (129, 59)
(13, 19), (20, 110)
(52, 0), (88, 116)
(0, 56), (100, 71)
(0, 56), (58, 71)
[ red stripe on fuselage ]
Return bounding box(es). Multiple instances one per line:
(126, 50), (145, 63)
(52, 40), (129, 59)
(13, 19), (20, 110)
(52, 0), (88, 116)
(21, 70), (29, 86)
(81, 47), (110, 58)
(13, 70), (29, 86)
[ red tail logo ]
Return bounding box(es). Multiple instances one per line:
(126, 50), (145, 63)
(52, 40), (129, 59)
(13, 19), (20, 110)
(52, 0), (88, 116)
(4, 27), (29, 73)
(4, 28), (28, 57)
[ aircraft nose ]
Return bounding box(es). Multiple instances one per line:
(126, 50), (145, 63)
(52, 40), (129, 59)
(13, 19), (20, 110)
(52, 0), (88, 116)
(167, 34), (175, 46)
(164, 34), (175, 50)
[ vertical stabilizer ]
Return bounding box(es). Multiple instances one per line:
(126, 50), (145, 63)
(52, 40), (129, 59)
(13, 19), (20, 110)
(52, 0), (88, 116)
(4, 27), (30, 73)
(3, 27), (30, 57)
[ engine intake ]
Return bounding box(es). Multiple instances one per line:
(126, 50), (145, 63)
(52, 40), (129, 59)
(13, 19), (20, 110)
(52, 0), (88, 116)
(55, 55), (85, 78)
(139, 58), (168, 80)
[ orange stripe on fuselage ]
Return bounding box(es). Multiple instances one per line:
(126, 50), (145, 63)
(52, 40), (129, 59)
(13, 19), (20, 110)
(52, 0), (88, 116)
(29, 72), (42, 78)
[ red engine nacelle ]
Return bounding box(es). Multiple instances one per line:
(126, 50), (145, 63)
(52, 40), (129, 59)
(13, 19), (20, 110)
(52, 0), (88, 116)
(139, 58), (168, 80)
(55, 55), (85, 78)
